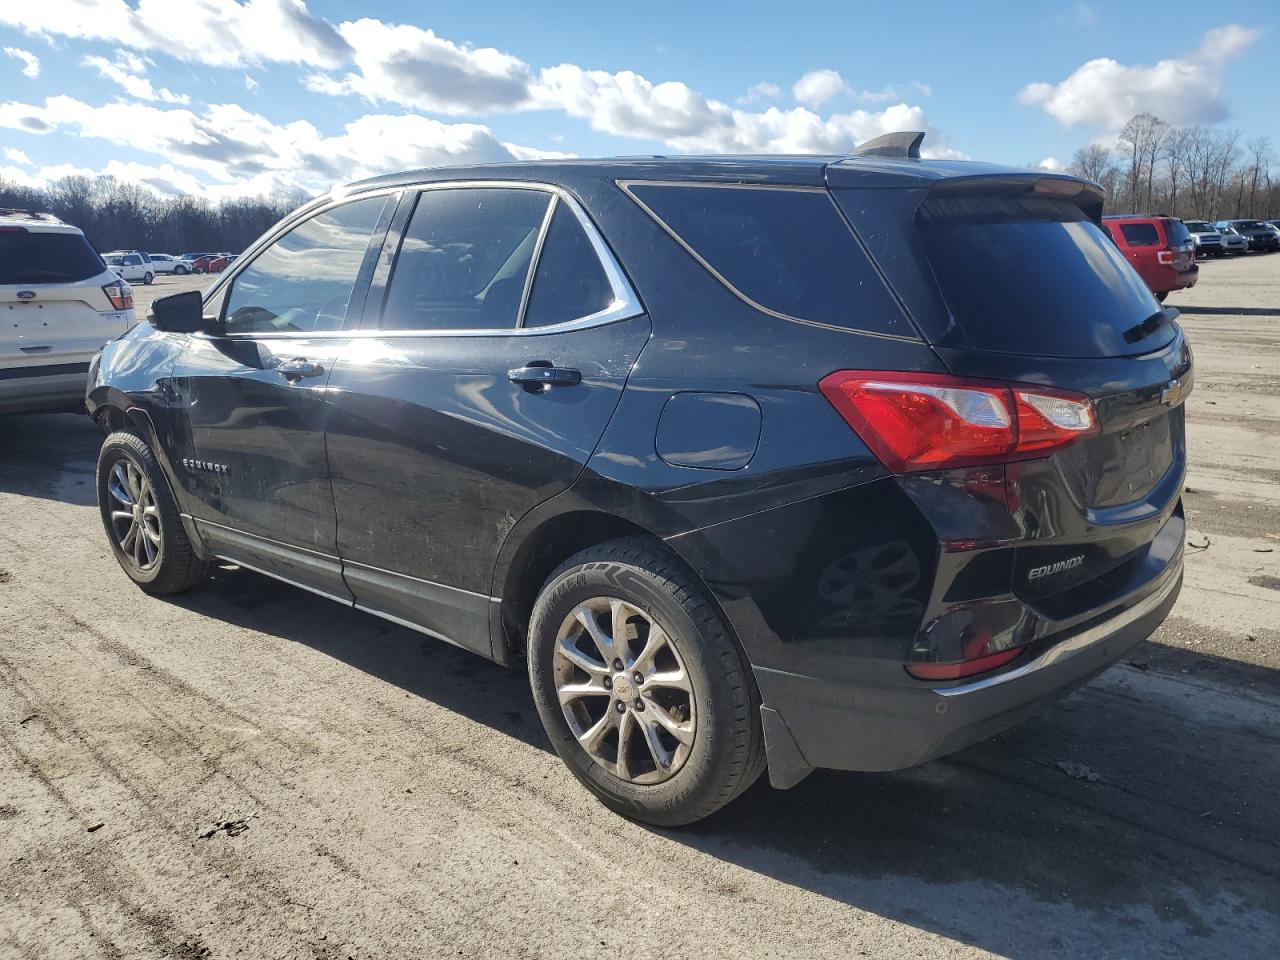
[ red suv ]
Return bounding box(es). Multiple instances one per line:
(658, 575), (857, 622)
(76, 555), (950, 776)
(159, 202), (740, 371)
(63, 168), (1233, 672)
(1102, 215), (1197, 301)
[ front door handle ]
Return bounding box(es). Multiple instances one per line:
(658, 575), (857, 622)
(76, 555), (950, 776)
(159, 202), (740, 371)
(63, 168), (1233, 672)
(277, 357), (325, 381)
(508, 364), (581, 389)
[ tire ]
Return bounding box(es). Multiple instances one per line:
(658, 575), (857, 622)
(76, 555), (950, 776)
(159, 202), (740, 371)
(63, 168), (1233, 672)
(1155, 291), (1168, 302)
(527, 537), (766, 826)
(97, 430), (211, 596)
(175, 265), (188, 275)
(142, 272), (154, 285)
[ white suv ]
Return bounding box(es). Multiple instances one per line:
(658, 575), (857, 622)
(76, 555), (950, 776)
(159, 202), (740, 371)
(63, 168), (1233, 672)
(103, 250), (155, 285)
(1, 209), (138, 414)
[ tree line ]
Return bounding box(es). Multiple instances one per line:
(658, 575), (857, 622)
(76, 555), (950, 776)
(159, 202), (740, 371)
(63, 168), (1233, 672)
(1067, 113), (1276, 221)
(0, 174), (305, 255)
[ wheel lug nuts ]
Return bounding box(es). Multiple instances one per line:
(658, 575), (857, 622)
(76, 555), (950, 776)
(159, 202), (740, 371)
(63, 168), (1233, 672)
(633, 673), (643, 685)
(612, 659), (623, 671)
(615, 701), (626, 713)
(635, 700), (645, 712)
(603, 677), (612, 689)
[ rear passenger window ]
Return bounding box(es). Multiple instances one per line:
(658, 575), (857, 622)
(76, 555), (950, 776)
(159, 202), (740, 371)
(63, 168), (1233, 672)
(1120, 223), (1159, 246)
(382, 188), (550, 331)
(626, 183), (912, 337)
(523, 202), (614, 327)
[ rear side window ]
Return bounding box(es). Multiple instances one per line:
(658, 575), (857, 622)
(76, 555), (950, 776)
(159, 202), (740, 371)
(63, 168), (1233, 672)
(626, 183), (912, 337)
(223, 194), (387, 335)
(523, 202), (614, 327)
(0, 230), (104, 284)
(916, 193), (1165, 358)
(1119, 223), (1159, 246)
(1162, 220), (1190, 245)
(381, 188), (550, 331)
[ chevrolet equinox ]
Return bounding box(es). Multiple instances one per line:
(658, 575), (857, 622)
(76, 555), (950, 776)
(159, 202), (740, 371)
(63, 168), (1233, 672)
(87, 132), (1189, 825)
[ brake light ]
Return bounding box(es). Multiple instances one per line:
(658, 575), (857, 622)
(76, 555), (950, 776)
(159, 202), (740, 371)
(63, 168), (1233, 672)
(1156, 249), (1174, 264)
(905, 647), (1023, 681)
(819, 371), (1098, 472)
(102, 281), (133, 311)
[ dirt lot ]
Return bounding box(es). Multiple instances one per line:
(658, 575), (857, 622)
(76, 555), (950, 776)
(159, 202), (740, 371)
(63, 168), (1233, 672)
(1, 255), (1278, 959)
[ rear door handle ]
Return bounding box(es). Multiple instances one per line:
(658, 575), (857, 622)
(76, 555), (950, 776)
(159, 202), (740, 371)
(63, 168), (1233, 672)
(508, 365), (581, 388)
(276, 357), (325, 381)
(20, 345), (52, 354)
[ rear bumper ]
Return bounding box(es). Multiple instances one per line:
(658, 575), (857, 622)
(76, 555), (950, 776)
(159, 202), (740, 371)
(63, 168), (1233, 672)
(0, 365), (92, 414)
(755, 548), (1182, 788)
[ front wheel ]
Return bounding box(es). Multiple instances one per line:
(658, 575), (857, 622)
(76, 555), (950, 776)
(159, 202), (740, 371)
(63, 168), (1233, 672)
(175, 265), (188, 275)
(97, 430), (210, 595)
(527, 538), (766, 825)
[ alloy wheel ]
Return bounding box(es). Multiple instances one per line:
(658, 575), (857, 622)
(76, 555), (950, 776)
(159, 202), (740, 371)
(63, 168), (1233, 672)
(106, 459), (162, 571)
(552, 597), (696, 785)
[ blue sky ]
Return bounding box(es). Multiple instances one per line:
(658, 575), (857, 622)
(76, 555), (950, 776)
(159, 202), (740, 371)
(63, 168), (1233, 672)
(1, 1), (1274, 199)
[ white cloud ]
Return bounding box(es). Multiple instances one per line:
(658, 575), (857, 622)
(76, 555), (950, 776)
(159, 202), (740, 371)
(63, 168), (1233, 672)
(84, 52), (191, 104)
(736, 81), (780, 105)
(1018, 23), (1260, 127)
(0, 95), (560, 196)
(3, 146), (32, 164)
(0, 0), (350, 69)
(245, 75), (259, 91)
(4, 46), (40, 78)
(909, 80), (933, 97)
(306, 18), (536, 114)
(1035, 156), (1066, 172)
(792, 69), (850, 109)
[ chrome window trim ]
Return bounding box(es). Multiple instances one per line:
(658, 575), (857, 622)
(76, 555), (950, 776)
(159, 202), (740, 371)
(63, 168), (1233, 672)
(616, 178), (920, 343)
(205, 179), (644, 340)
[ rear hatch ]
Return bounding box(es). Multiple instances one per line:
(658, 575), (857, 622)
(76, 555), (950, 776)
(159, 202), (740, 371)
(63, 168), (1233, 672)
(1159, 218), (1197, 273)
(830, 174), (1189, 614)
(1, 227), (129, 370)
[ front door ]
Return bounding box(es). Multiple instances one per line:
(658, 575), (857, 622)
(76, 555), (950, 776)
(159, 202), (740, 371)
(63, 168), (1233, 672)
(324, 187), (650, 654)
(171, 193), (393, 597)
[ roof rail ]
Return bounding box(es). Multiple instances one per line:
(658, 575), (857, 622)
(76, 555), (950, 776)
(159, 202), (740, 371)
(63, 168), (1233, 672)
(0, 207), (62, 223)
(852, 131), (925, 159)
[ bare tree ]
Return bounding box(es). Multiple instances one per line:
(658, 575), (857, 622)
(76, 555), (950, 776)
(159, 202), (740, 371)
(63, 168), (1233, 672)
(1069, 143), (1115, 183)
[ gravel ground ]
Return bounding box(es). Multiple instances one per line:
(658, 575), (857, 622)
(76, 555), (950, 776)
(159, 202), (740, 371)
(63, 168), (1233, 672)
(1, 254), (1278, 959)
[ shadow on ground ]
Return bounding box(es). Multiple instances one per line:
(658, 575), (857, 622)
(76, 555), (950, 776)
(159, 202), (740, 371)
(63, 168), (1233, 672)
(171, 565), (1280, 957)
(0, 412), (100, 507)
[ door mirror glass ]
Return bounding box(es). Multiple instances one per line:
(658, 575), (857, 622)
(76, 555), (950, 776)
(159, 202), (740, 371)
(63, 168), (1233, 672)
(149, 290), (206, 333)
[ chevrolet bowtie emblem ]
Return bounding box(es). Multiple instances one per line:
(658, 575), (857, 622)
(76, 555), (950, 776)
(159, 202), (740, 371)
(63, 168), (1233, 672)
(1160, 379), (1184, 406)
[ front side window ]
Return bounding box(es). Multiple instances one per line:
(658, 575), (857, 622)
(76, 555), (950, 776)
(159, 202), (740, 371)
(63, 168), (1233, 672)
(223, 195), (387, 335)
(381, 188), (551, 331)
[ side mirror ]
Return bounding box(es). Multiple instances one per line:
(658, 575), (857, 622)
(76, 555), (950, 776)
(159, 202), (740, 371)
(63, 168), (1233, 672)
(149, 290), (209, 333)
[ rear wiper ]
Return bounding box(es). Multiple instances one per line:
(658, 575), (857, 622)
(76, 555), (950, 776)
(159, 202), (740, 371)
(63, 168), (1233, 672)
(1122, 306), (1178, 345)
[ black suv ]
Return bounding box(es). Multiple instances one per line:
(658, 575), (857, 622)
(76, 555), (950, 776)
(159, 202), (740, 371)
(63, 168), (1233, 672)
(87, 133), (1189, 825)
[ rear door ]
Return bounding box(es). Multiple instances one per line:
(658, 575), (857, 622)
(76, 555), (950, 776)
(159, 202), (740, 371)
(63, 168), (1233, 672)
(170, 192), (393, 598)
(832, 179), (1190, 611)
(324, 185), (650, 654)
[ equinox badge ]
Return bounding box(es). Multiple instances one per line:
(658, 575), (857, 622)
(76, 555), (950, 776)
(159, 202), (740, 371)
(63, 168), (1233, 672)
(1028, 555), (1084, 581)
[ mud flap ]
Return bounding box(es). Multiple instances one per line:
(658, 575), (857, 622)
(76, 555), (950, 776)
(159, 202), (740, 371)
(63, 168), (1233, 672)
(761, 705), (813, 790)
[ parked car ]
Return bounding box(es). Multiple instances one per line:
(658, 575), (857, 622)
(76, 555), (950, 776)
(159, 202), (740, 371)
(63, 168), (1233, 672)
(1214, 223), (1250, 255)
(1, 208), (136, 414)
(1214, 219), (1280, 253)
(147, 253), (188, 275)
(87, 139), (1189, 824)
(1101, 215), (1197, 301)
(1181, 220), (1224, 258)
(104, 252), (154, 285)
(189, 254), (230, 273)
(1261, 222), (1280, 245)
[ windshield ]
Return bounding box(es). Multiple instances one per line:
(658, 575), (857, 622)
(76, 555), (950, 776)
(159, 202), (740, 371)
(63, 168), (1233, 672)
(914, 193), (1168, 358)
(1183, 222), (1211, 232)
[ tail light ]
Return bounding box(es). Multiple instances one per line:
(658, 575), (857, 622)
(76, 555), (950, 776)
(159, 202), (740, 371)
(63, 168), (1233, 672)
(819, 371), (1098, 472)
(906, 647), (1023, 681)
(102, 280), (133, 311)
(1156, 249), (1175, 264)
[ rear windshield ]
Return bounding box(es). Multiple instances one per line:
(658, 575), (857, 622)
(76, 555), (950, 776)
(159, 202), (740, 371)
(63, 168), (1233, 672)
(916, 194), (1167, 358)
(0, 230), (105, 285)
(626, 183), (914, 338)
(1161, 219), (1190, 244)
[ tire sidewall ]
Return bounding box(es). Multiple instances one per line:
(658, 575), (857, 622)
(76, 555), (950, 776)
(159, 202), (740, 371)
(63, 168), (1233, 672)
(528, 557), (743, 823)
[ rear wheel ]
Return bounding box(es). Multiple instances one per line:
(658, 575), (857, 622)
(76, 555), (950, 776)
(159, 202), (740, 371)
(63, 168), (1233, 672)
(1155, 291), (1168, 302)
(97, 430), (210, 595)
(142, 271), (154, 285)
(175, 264), (188, 275)
(527, 537), (765, 825)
